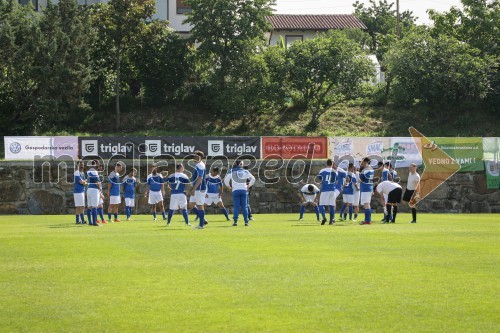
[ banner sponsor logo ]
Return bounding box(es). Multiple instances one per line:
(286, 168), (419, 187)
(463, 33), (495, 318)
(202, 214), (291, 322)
(430, 137), (484, 172)
(262, 137), (328, 159)
(207, 140), (224, 156)
(4, 136), (78, 160)
(9, 142), (21, 154)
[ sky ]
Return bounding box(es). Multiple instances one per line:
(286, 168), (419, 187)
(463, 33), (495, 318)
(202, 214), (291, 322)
(274, 0), (463, 25)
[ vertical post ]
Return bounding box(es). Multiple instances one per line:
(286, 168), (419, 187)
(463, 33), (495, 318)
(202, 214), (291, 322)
(396, 0), (401, 39)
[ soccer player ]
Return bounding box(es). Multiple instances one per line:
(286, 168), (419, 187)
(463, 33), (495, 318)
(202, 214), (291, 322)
(389, 163), (398, 181)
(188, 151), (207, 229)
(334, 162), (347, 222)
(244, 165), (255, 221)
(145, 167), (166, 221)
(107, 162), (123, 223)
(359, 157), (375, 225)
(403, 163), (421, 223)
(298, 184), (320, 221)
(317, 159), (337, 225)
(224, 161), (255, 226)
(96, 162), (106, 224)
(376, 180), (403, 223)
(341, 163), (359, 221)
(122, 168), (137, 221)
(204, 167), (230, 221)
(165, 164), (191, 226)
(86, 160), (102, 226)
(352, 165), (361, 222)
(380, 162), (390, 221)
(73, 160), (87, 224)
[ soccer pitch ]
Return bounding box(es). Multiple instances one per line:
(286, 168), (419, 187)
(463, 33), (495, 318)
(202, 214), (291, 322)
(0, 214), (498, 332)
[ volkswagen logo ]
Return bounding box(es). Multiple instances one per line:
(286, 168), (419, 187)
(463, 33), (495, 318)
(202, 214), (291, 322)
(9, 142), (21, 154)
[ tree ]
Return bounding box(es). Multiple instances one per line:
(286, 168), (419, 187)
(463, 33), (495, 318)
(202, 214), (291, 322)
(133, 20), (190, 105)
(386, 29), (493, 106)
(0, 0), (41, 134)
(184, 0), (274, 92)
(94, 0), (155, 130)
(33, 0), (95, 131)
(285, 31), (374, 129)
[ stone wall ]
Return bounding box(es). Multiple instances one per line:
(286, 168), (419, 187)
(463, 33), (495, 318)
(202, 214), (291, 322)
(0, 161), (498, 215)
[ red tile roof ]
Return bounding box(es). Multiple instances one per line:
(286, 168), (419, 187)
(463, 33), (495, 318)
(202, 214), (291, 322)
(266, 14), (366, 31)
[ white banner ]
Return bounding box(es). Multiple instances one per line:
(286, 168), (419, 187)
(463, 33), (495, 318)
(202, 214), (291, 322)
(4, 136), (78, 160)
(389, 137), (422, 168)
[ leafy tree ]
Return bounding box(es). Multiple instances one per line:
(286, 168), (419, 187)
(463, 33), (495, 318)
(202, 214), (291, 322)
(0, 0), (41, 134)
(33, 0), (95, 131)
(184, 0), (274, 92)
(285, 31), (374, 129)
(386, 29), (493, 106)
(94, 0), (155, 129)
(132, 20), (190, 105)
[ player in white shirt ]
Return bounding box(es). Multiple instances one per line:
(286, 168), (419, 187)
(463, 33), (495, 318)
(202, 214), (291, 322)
(224, 161), (256, 226)
(299, 184), (321, 221)
(403, 163), (421, 223)
(376, 180), (403, 223)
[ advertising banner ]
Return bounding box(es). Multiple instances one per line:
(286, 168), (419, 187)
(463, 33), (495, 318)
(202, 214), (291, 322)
(431, 137), (484, 172)
(262, 137), (328, 159)
(4, 136), (78, 160)
(389, 137), (423, 168)
(329, 137), (391, 168)
(483, 137), (500, 189)
(78, 137), (261, 159)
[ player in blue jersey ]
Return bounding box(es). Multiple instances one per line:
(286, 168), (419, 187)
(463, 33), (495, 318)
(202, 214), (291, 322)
(340, 163), (359, 221)
(165, 164), (191, 226)
(352, 165), (361, 222)
(96, 162), (107, 224)
(359, 157), (375, 224)
(224, 161), (256, 226)
(107, 162), (123, 223)
(389, 163), (398, 181)
(73, 160), (88, 224)
(86, 160), (102, 226)
(317, 159), (338, 225)
(145, 167), (166, 221)
(188, 151), (207, 229)
(299, 184), (321, 221)
(380, 162), (391, 221)
(334, 162), (347, 222)
(204, 167), (230, 221)
(122, 168), (137, 221)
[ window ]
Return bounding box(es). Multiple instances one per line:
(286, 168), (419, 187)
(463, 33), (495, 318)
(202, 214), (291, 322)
(18, 0), (38, 11)
(285, 35), (303, 48)
(177, 0), (191, 14)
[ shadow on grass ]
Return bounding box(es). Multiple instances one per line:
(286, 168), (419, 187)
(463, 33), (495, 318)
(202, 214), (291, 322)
(48, 224), (86, 228)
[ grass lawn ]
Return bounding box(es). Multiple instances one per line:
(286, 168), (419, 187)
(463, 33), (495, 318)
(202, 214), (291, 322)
(0, 213), (498, 332)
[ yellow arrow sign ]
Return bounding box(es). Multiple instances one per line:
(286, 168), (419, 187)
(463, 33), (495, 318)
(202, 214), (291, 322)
(409, 127), (461, 207)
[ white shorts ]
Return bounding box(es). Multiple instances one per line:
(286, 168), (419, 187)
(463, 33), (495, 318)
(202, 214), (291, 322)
(360, 191), (373, 205)
(189, 191), (206, 206)
(205, 193), (221, 205)
(98, 193), (103, 206)
(170, 193), (187, 210)
(125, 198), (135, 207)
(303, 194), (316, 203)
(319, 190), (339, 206)
(342, 193), (349, 203)
(73, 192), (85, 207)
(87, 188), (100, 208)
(344, 194), (354, 204)
(109, 195), (121, 205)
(148, 191), (163, 205)
(353, 191), (360, 206)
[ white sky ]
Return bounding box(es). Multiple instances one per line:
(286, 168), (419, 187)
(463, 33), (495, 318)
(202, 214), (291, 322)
(274, 0), (463, 25)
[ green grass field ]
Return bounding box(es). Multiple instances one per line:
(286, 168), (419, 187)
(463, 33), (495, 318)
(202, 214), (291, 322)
(0, 213), (498, 332)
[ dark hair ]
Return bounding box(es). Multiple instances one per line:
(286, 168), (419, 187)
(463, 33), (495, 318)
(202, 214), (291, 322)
(128, 168), (137, 175)
(377, 161), (383, 167)
(362, 157), (371, 163)
(212, 167), (220, 173)
(234, 160), (242, 168)
(194, 150), (204, 158)
(176, 164), (183, 171)
(308, 185), (314, 192)
(326, 159), (333, 166)
(384, 162), (390, 167)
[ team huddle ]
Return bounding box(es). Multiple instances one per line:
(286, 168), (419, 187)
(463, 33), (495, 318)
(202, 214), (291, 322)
(300, 158), (421, 225)
(73, 151), (255, 229)
(74, 151), (421, 228)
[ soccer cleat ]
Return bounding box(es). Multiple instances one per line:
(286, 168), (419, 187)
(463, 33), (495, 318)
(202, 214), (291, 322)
(166, 223), (170, 226)
(410, 220), (416, 223)
(154, 218), (157, 221)
(186, 223), (193, 226)
(249, 217), (255, 221)
(226, 218), (231, 221)
(245, 223), (249, 226)
(338, 217), (344, 222)
(359, 221), (372, 225)
(352, 219), (357, 222)
(101, 220), (107, 224)
(329, 220), (335, 225)
(92, 223), (100, 226)
(232, 222), (238, 227)
(107, 219), (112, 223)
(299, 218), (303, 221)
(321, 218), (327, 225)
(194, 225), (204, 229)
(114, 219), (121, 223)
(194, 216), (199, 222)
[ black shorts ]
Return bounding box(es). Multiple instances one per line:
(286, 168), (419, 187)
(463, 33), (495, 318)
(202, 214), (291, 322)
(388, 188), (402, 204)
(403, 189), (415, 202)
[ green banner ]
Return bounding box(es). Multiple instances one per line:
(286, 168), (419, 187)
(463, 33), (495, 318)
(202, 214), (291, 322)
(484, 137), (500, 189)
(430, 137), (484, 172)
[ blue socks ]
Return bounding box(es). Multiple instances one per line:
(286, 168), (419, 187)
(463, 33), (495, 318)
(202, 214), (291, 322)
(319, 206), (326, 219)
(108, 213), (112, 220)
(153, 212), (157, 219)
(299, 205), (306, 219)
(75, 215), (79, 223)
(91, 208), (98, 225)
(167, 210), (173, 223)
(182, 209), (189, 224)
(198, 210), (205, 227)
(162, 211), (166, 220)
(329, 205), (335, 222)
(97, 207), (104, 221)
(221, 208), (229, 220)
(364, 208), (372, 222)
(114, 213), (118, 220)
(86, 209), (92, 223)
(348, 206), (353, 220)
(339, 203), (346, 217)
(314, 206), (320, 220)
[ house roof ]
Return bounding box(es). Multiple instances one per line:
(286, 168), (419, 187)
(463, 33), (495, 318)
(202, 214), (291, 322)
(266, 14), (367, 31)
